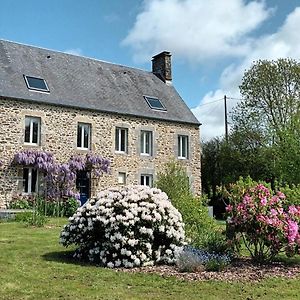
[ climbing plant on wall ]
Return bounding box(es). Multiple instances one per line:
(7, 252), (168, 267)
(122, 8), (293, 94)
(13, 150), (110, 200)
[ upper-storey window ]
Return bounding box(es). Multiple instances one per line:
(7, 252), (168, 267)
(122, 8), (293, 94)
(140, 130), (153, 156)
(24, 75), (49, 92)
(77, 123), (91, 149)
(178, 135), (189, 159)
(115, 127), (128, 153)
(25, 116), (40, 145)
(144, 96), (166, 111)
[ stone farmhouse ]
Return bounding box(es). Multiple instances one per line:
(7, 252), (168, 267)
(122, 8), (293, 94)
(0, 39), (201, 208)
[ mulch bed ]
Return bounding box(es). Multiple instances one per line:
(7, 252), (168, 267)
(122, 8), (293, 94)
(118, 258), (300, 282)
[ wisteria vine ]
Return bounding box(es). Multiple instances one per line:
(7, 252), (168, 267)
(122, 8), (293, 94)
(13, 150), (110, 200)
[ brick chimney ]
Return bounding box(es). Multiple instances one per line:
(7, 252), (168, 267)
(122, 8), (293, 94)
(152, 51), (172, 84)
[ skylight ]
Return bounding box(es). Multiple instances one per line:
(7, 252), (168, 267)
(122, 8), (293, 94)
(24, 75), (49, 92)
(144, 96), (166, 111)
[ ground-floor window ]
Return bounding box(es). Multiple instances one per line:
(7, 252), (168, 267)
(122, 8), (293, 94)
(140, 174), (153, 187)
(23, 167), (38, 193)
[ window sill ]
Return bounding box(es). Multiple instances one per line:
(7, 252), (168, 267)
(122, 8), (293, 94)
(77, 147), (90, 151)
(24, 143), (40, 147)
(115, 151), (127, 155)
(178, 156), (188, 160)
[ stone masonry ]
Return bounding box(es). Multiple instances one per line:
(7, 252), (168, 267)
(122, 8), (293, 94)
(0, 97), (201, 208)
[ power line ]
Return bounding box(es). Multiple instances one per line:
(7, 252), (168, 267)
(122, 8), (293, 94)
(196, 97), (224, 107)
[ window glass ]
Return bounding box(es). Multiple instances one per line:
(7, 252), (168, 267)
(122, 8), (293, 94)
(24, 116), (40, 145)
(144, 96), (166, 111)
(141, 131), (153, 155)
(115, 127), (128, 153)
(178, 135), (189, 159)
(23, 168), (38, 194)
(24, 75), (49, 92)
(140, 174), (153, 187)
(118, 172), (126, 184)
(77, 123), (91, 149)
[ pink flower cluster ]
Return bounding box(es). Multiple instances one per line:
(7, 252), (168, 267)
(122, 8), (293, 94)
(226, 184), (300, 261)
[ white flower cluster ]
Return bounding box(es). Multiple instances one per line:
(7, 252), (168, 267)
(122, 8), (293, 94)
(60, 185), (185, 268)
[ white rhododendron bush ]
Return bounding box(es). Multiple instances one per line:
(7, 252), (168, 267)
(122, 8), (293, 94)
(60, 185), (185, 268)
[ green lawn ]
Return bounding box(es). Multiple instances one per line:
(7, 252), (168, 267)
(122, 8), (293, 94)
(1, 219), (300, 300)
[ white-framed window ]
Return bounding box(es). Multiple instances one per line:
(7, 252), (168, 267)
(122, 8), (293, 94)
(24, 116), (40, 145)
(115, 127), (128, 153)
(23, 167), (38, 194)
(178, 135), (189, 159)
(77, 123), (91, 149)
(118, 172), (126, 184)
(140, 130), (153, 156)
(140, 174), (153, 187)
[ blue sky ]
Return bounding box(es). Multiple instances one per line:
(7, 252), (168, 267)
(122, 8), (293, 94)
(1, 0), (300, 140)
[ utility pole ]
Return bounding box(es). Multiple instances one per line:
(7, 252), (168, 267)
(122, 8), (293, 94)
(224, 95), (228, 142)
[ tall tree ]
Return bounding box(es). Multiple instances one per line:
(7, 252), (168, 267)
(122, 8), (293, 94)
(233, 58), (300, 139)
(231, 58), (300, 184)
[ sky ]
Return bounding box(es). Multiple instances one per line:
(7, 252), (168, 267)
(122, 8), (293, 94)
(1, 0), (300, 140)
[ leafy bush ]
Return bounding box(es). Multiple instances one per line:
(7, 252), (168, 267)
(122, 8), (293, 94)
(226, 182), (300, 262)
(15, 211), (48, 227)
(60, 185), (185, 268)
(155, 161), (221, 249)
(200, 229), (229, 254)
(176, 246), (231, 272)
(278, 184), (300, 208)
(9, 195), (79, 218)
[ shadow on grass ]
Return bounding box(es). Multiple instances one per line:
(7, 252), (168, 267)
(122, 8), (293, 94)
(42, 250), (95, 267)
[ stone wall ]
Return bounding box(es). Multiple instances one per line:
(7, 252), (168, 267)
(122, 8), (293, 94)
(0, 98), (201, 207)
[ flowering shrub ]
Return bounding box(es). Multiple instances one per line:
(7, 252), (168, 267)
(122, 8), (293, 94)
(226, 183), (300, 262)
(13, 150), (110, 200)
(60, 185), (185, 268)
(176, 246), (231, 272)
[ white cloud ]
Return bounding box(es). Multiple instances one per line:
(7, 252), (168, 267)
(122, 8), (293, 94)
(195, 7), (300, 140)
(124, 1), (300, 141)
(123, 0), (272, 62)
(64, 48), (83, 56)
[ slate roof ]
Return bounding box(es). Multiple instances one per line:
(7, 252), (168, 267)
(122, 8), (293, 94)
(0, 39), (200, 125)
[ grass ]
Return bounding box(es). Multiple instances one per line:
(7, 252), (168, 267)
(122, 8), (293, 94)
(1, 219), (300, 300)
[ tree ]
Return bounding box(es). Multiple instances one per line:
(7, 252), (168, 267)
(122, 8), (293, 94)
(234, 58), (300, 140)
(230, 58), (300, 185)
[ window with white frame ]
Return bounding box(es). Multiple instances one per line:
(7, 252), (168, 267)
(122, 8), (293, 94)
(118, 172), (126, 184)
(140, 174), (153, 187)
(115, 127), (128, 153)
(23, 167), (38, 194)
(24, 116), (40, 145)
(77, 123), (91, 149)
(140, 130), (153, 156)
(178, 135), (189, 159)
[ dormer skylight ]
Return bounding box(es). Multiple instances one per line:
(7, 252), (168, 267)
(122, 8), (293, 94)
(144, 96), (166, 111)
(24, 75), (49, 92)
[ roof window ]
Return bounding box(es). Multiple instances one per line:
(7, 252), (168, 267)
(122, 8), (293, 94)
(24, 75), (49, 92)
(144, 96), (166, 111)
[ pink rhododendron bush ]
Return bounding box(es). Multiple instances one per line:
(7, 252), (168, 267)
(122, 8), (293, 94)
(60, 185), (185, 268)
(226, 183), (300, 262)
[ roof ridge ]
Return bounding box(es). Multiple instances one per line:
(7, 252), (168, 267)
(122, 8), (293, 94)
(0, 38), (149, 73)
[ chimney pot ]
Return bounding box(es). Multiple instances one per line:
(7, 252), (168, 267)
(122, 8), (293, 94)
(152, 51), (172, 83)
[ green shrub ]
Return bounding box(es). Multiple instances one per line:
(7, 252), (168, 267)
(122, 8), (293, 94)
(155, 161), (220, 249)
(15, 210), (47, 227)
(205, 258), (229, 272)
(278, 184), (300, 208)
(14, 212), (33, 223)
(200, 229), (229, 254)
